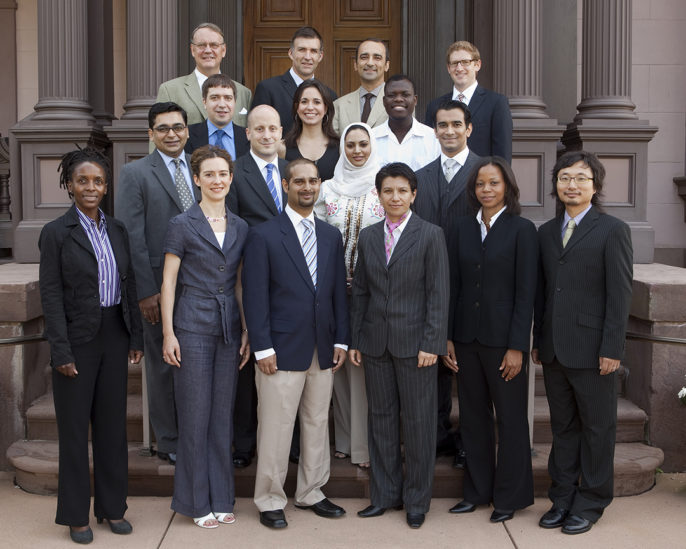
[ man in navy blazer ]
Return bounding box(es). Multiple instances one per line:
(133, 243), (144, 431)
(242, 158), (349, 529)
(251, 26), (337, 134)
(532, 151), (633, 535)
(424, 41), (512, 163)
(184, 74), (249, 160)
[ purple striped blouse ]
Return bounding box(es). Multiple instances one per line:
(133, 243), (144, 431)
(76, 207), (121, 307)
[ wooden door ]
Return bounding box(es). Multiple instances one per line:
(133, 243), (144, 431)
(243, 0), (402, 96)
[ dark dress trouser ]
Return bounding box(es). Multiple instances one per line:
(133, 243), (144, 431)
(53, 306), (129, 526)
(455, 342), (534, 511)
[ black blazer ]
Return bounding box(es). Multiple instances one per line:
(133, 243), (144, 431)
(424, 86), (513, 163)
(39, 205), (143, 367)
(413, 151), (481, 250)
(351, 213), (450, 358)
(533, 207), (633, 369)
(226, 153), (288, 227)
(184, 121), (250, 160)
(448, 212), (538, 352)
(251, 71), (337, 134)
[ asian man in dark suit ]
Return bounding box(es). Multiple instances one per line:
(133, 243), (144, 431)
(242, 158), (349, 529)
(350, 162), (450, 529)
(413, 99), (480, 467)
(115, 102), (200, 466)
(184, 74), (249, 159)
(424, 41), (512, 163)
(532, 150), (633, 535)
(251, 26), (337, 134)
(224, 104), (288, 468)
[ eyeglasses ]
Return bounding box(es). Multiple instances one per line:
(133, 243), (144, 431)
(448, 59), (476, 69)
(191, 41), (224, 50)
(557, 175), (593, 185)
(153, 124), (187, 134)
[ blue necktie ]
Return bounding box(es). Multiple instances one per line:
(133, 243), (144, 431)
(266, 163), (281, 213)
(301, 218), (317, 288)
(212, 129), (225, 149)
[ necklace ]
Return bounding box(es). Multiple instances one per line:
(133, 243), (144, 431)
(205, 214), (227, 222)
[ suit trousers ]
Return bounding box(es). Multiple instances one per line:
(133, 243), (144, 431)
(53, 306), (129, 526)
(332, 358), (369, 464)
(253, 351), (334, 511)
(455, 342), (533, 510)
(436, 364), (457, 449)
(171, 329), (239, 517)
(232, 357), (257, 457)
(143, 320), (178, 454)
(364, 351), (437, 514)
(542, 358), (617, 522)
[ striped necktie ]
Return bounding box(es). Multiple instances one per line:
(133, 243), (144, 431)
(265, 163), (282, 213)
(301, 218), (317, 288)
(172, 158), (194, 211)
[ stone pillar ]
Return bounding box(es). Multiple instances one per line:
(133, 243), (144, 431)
(492, 0), (564, 223)
(576, 0), (636, 120)
(562, 0), (657, 263)
(33, 0), (94, 121)
(106, 0), (178, 199)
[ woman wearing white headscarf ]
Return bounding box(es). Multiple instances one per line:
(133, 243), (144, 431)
(315, 122), (384, 469)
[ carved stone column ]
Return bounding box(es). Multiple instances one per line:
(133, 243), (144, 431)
(33, 0), (94, 121)
(576, 0), (636, 120)
(493, 0), (563, 223)
(563, 0), (657, 263)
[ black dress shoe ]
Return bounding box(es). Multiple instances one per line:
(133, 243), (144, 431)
(96, 517), (132, 534)
(157, 451), (176, 465)
(295, 498), (345, 518)
(289, 451), (300, 464)
(562, 514), (592, 535)
(452, 450), (466, 469)
(406, 512), (425, 529)
(449, 500), (477, 514)
(259, 510), (288, 529)
(490, 509), (514, 523)
(232, 454), (252, 468)
(538, 506), (569, 529)
(357, 504), (404, 518)
(69, 526), (93, 544)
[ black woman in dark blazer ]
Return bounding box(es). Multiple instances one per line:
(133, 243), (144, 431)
(39, 148), (143, 544)
(443, 156), (537, 523)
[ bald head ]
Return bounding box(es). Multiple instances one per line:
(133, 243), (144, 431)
(246, 105), (283, 161)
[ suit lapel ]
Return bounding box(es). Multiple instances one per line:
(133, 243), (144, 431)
(388, 214), (420, 268)
(65, 206), (96, 259)
(314, 219), (330, 292)
(280, 213), (316, 293)
(149, 151), (185, 212)
(447, 152), (478, 208)
(241, 155), (280, 216)
(467, 85), (486, 117)
(367, 93), (387, 127)
(184, 73), (206, 120)
(187, 203), (223, 253)
(281, 71), (298, 98)
(561, 207), (599, 256)
(222, 211), (238, 255)
(368, 221), (388, 269)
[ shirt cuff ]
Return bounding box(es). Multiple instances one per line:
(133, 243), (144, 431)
(254, 348), (276, 360)
(334, 343), (348, 351)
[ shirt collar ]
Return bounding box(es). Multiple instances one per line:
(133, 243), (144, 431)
(377, 117), (423, 138)
(476, 205), (506, 227)
(157, 149), (186, 168)
(563, 203), (593, 229)
(452, 80), (478, 103)
(207, 119), (234, 137)
(75, 205), (106, 229)
(441, 146), (470, 168)
(250, 150), (279, 173)
(289, 67), (308, 87)
(385, 210), (412, 233)
(285, 204), (315, 227)
(194, 68), (213, 89)
(359, 82), (385, 98)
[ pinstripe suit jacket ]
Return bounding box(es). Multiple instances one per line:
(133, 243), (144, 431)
(350, 213), (450, 358)
(533, 207), (633, 369)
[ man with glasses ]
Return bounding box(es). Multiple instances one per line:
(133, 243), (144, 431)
(116, 102), (197, 467)
(424, 41), (512, 162)
(157, 22), (252, 127)
(532, 150), (633, 535)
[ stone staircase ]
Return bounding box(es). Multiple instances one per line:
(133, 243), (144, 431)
(7, 361), (664, 499)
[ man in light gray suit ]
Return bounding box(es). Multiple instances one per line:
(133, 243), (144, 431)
(115, 102), (200, 465)
(349, 162), (450, 529)
(332, 38), (389, 135)
(157, 23), (251, 127)
(413, 98), (480, 467)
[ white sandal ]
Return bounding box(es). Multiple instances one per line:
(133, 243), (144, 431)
(213, 512), (236, 524)
(193, 512), (219, 529)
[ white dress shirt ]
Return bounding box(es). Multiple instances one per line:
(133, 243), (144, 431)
(440, 146), (470, 181)
(452, 80), (478, 105)
(384, 210), (412, 258)
(476, 205), (506, 242)
(249, 150), (282, 211)
(372, 118), (440, 171)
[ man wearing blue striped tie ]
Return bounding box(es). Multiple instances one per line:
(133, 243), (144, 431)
(242, 158), (350, 529)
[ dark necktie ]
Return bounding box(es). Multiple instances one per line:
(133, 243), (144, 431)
(361, 93), (374, 124)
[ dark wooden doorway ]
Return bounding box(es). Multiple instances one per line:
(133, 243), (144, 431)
(243, 0), (403, 97)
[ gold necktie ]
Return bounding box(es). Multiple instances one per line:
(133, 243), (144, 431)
(562, 219), (576, 248)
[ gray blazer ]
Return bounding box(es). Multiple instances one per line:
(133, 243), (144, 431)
(350, 213), (450, 358)
(157, 72), (252, 127)
(533, 206), (633, 369)
(332, 89), (388, 135)
(115, 150), (201, 301)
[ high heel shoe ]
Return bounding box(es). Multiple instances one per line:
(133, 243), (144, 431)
(96, 517), (133, 535)
(69, 526), (93, 544)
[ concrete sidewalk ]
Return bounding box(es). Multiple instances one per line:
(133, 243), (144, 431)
(2, 471), (685, 549)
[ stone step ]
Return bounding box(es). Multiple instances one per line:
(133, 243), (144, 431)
(448, 395), (647, 444)
(7, 440), (664, 499)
